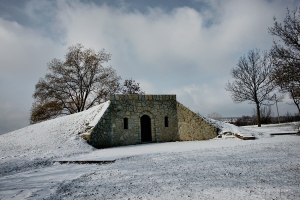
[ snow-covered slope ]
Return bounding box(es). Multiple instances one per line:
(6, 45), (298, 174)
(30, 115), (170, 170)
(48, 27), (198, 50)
(207, 118), (257, 138)
(88, 101), (110, 127)
(0, 102), (109, 176)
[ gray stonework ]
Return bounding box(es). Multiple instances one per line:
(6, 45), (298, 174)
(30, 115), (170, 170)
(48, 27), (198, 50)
(89, 95), (217, 149)
(177, 102), (217, 141)
(89, 104), (113, 148)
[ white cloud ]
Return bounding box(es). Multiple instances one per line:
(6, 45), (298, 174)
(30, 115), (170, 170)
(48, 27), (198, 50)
(53, 0), (292, 79)
(0, 18), (65, 134)
(135, 79), (156, 94)
(0, 19), (65, 76)
(171, 79), (251, 117)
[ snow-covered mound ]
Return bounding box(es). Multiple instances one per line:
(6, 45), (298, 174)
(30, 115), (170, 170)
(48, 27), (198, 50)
(206, 118), (257, 139)
(0, 102), (109, 176)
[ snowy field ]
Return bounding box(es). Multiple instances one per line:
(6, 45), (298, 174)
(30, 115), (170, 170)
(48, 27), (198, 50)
(0, 104), (299, 199)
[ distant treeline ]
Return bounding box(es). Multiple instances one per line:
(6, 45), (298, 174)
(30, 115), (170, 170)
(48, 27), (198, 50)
(230, 112), (300, 126)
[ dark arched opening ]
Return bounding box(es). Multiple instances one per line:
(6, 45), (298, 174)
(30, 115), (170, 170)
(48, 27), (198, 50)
(141, 115), (152, 142)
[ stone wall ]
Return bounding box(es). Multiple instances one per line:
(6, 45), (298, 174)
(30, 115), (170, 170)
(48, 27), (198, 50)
(90, 95), (218, 149)
(89, 102), (112, 148)
(90, 95), (179, 148)
(177, 102), (217, 141)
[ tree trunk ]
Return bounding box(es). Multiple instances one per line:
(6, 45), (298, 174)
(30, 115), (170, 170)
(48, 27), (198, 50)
(256, 103), (261, 127)
(275, 100), (280, 123)
(290, 90), (300, 114)
(293, 99), (300, 114)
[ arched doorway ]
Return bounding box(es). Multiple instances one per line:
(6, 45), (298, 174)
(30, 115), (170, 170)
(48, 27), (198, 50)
(141, 115), (152, 142)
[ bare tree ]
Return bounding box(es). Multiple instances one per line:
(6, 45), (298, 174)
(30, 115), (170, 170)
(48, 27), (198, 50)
(122, 78), (145, 94)
(273, 94), (284, 123)
(269, 7), (300, 113)
(225, 49), (276, 127)
(30, 100), (63, 124)
(31, 44), (121, 124)
(285, 111), (294, 122)
(252, 106), (273, 125)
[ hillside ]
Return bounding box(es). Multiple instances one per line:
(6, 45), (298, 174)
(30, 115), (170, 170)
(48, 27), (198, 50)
(0, 103), (110, 176)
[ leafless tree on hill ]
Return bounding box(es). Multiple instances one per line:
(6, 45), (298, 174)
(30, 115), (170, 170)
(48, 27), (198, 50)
(30, 44), (121, 124)
(269, 7), (300, 113)
(225, 49), (276, 127)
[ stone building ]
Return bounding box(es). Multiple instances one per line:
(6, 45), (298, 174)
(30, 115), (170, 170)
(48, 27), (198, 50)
(89, 94), (217, 148)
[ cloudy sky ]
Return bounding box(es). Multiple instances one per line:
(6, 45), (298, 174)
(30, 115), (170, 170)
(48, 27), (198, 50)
(0, 0), (299, 134)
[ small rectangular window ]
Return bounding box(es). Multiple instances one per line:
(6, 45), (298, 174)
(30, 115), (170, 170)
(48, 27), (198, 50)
(124, 118), (128, 129)
(164, 116), (168, 127)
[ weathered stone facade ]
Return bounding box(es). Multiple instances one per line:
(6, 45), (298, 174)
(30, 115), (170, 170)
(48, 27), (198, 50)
(177, 102), (217, 141)
(90, 95), (217, 148)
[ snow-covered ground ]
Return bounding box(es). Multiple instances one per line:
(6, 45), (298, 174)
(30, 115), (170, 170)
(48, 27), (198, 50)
(0, 103), (105, 176)
(0, 105), (299, 199)
(244, 122), (299, 135)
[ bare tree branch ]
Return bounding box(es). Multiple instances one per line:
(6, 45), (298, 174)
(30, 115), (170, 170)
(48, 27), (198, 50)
(269, 7), (300, 113)
(225, 49), (276, 127)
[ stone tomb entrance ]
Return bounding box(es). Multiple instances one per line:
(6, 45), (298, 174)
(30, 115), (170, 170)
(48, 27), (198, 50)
(140, 115), (152, 142)
(89, 95), (218, 149)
